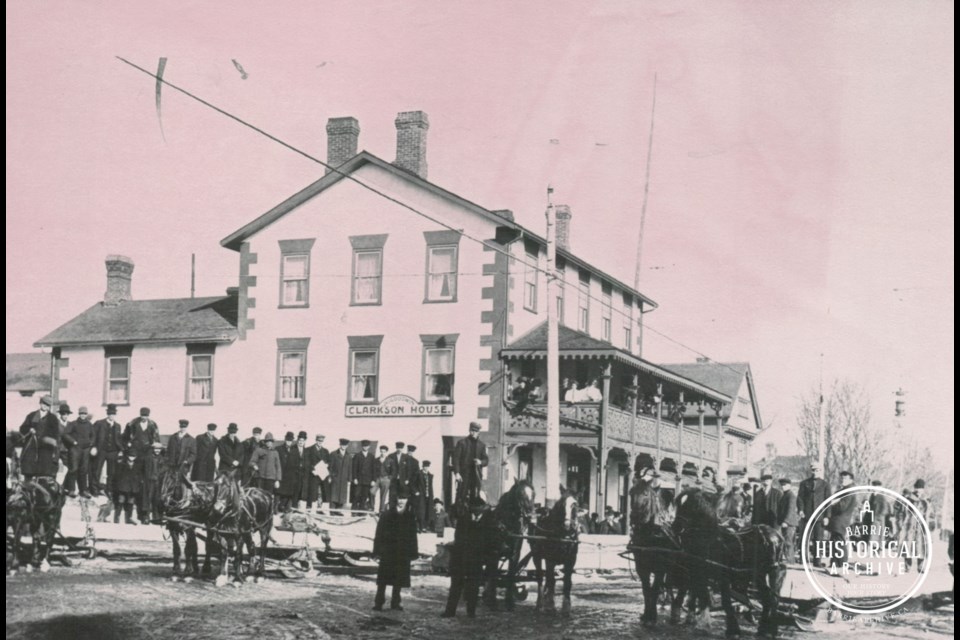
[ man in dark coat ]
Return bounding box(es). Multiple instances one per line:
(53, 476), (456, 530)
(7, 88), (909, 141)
(828, 471), (859, 566)
(374, 445), (391, 512)
(431, 498), (453, 536)
(351, 440), (376, 511)
(192, 423), (219, 482)
(217, 423), (245, 477)
(293, 432), (313, 508)
(166, 419), (196, 478)
(442, 495), (487, 617)
(64, 406), (96, 497)
(92, 404), (122, 496)
(279, 431), (307, 510)
(140, 442), (165, 523)
(798, 461), (832, 563)
(867, 479), (892, 541)
(241, 427), (263, 485)
(417, 460), (435, 531)
(306, 434), (330, 511)
(373, 488), (419, 611)
(404, 445), (422, 525)
(115, 451), (142, 524)
(18, 395), (63, 480)
(56, 403), (75, 469)
(452, 422), (489, 505)
(328, 438), (352, 509)
(777, 478), (800, 562)
(276, 432), (295, 511)
(385, 441), (404, 498)
(751, 474), (782, 527)
(123, 407), (160, 456)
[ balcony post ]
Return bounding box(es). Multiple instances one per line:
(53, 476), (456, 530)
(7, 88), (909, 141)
(597, 362), (612, 514)
(697, 400), (706, 471)
(654, 383), (663, 461)
(677, 391), (685, 471)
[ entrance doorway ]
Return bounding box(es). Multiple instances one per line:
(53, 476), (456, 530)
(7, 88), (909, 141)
(565, 447), (592, 509)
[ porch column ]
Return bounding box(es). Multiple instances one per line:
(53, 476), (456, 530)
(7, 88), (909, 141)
(697, 401), (706, 470)
(677, 392), (685, 471)
(654, 383), (663, 461)
(625, 373), (639, 531)
(713, 402), (724, 476)
(597, 362), (612, 513)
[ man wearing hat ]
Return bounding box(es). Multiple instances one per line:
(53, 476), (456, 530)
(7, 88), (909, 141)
(241, 427), (264, 485)
(281, 431), (308, 511)
(679, 462), (700, 492)
(351, 440), (377, 511)
(372, 485), (419, 611)
(56, 403), (75, 472)
(777, 479), (799, 562)
(751, 473), (782, 527)
(384, 442), (405, 499)
(306, 434), (330, 512)
(140, 441), (165, 523)
(373, 445), (392, 512)
(798, 461), (832, 562)
(442, 495), (487, 618)
(701, 467), (720, 495)
(217, 423), (245, 477)
(18, 395), (64, 481)
(276, 432), (296, 511)
(328, 438), (352, 510)
(452, 422), (488, 505)
(826, 471), (858, 566)
(192, 423), (219, 483)
(92, 404), (123, 497)
(404, 445), (422, 525)
(123, 407), (160, 457)
(64, 406), (96, 498)
(167, 420), (197, 477)
(902, 479), (932, 573)
(417, 460), (436, 532)
(249, 433), (282, 506)
(431, 497), (453, 536)
(114, 450), (142, 525)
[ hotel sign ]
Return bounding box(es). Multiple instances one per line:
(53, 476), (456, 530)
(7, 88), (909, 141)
(345, 394), (454, 418)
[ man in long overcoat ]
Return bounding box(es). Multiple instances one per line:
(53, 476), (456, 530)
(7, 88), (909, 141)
(452, 422), (488, 505)
(192, 423), (219, 482)
(241, 427), (263, 485)
(374, 445), (391, 511)
(373, 488), (419, 611)
(442, 495), (487, 617)
(276, 432), (295, 511)
(217, 423), (245, 477)
(328, 438), (352, 509)
(418, 460), (436, 531)
(248, 433), (282, 499)
(92, 404), (123, 496)
(828, 471), (859, 566)
(123, 407), (160, 456)
(751, 474), (782, 527)
(64, 406), (96, 497)
(280, 431), (308, 510)
(777, 478), (800, 562)
(166, 419), (197, 478)
(798, 461), (832, 563)
(18, 395), (63, 480)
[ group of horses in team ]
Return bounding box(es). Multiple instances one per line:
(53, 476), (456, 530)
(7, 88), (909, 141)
(476, 476), (786, 638)
(6, 460), (274, 586)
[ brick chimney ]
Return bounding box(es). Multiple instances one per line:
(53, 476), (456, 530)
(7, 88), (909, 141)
(104, 255), (134, 306)
(394, 111), (429, 179)
(555, 204), (572, 251)
(326, 117), (360, 173)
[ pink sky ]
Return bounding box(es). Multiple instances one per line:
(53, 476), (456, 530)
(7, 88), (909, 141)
(6, 2), (954, 465)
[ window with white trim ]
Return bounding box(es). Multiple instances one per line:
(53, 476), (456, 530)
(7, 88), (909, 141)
(426, 246), (457, 301)
(276, 338), (310, 404)
(106, 355), (130, 404)
(278, 239), (315, 308)
(601, 284), (612, 342)
(421, 334), (458, 403)
(186, 344), (216, 405)
(524, 246), (538, 313)
(578, 271), (590, 333)
(623, 293), (634, 351)
(350, 235), (388, 306)
(347, 336), (383, 403)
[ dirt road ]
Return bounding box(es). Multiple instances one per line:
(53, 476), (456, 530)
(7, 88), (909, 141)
(5, 541), (953, 640)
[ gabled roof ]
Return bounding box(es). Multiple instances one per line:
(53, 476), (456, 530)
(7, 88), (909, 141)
(661, 361), (762, 431)
(34, 296), (238, 348)
(219, 151), (657, 310)
(501, 322), (730, 403)
(6, 353), (51, 392)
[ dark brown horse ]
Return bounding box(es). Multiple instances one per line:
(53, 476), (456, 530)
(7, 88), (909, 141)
(529, 490), (579, 614)
(158, 461), (217, 582)
(208, 470), (274, 585)
(480, 479), (536, 611)
(6, 476), (65, 574)
(629, 477), (680, 626)
(674, 487), (787, 639)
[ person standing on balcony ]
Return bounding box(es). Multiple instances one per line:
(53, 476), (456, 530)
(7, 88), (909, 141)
(584, 378), (603, 402)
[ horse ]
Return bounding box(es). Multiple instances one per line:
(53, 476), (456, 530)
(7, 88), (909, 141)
(479, 479), (537, 611)
(528, 489), (580, 614)
(208, 470), (274, 586)
(157, 461), (217, 582)
(6, 476), (66, 574)
(674, 487), (787, 639)
(629, 476), (681, 626)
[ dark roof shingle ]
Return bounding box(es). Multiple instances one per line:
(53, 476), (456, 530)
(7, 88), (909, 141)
(34, 297), (238, 347)
(6, 353), (51, 392)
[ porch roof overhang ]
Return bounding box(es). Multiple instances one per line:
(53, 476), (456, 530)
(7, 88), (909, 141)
(501, 323), (731, 404)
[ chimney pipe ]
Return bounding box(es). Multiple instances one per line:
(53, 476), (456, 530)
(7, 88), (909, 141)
(555, 204), (572, 251)
(394, 111), (429, 179)
(104, 255), (134, 306)
(326, 117), (360, 173)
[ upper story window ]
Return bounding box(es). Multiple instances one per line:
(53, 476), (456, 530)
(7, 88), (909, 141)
(578, 270), (591, 333)
(104, 345), (132, 405)
(421, 334), (458, 403)
(726, 441), (734, 461)
(423, 230), (462, 303)
(523, 243), (539, 313)
(601, 284), (612, 342)
(622, 293), (634, 350)
(185, 344), (216, 405)
(347, 335), (383, 403)
(276, 337), (310, 405)
(278, 239), (315, 308)
(555, 259), (566, 325)
(350, 234), (388, 306)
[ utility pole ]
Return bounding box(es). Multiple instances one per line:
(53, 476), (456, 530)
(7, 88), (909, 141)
(190, 253), (196, 299)
(817, 353), (825, 468)
(633, 73), (658, 290)
(894, 388), (907, 491)
(545, 186), (560, 507)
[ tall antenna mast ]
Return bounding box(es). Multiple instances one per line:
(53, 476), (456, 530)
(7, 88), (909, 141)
(633, 73), (658, 290)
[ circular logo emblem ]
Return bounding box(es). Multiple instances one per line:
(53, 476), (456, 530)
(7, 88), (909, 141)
(800, 486), (932, 614)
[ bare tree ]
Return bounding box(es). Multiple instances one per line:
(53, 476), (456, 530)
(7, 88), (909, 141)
(795, 379), (890, 484)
